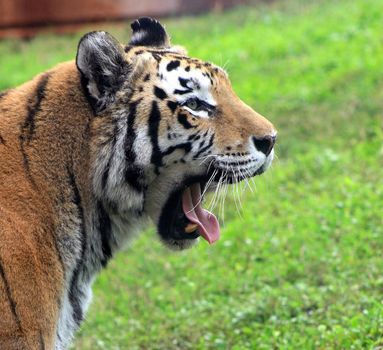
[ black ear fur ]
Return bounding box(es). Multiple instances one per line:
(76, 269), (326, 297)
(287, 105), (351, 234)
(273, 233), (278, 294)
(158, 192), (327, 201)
(76, 31), (130, 113)
(129, 17), (170, 47)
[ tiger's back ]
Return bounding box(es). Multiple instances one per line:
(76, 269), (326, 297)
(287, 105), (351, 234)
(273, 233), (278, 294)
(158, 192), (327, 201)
(0, 63), (93, 349)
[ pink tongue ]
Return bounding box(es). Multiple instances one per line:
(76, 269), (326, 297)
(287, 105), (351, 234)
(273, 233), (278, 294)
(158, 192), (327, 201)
(182, 184), (220, 244)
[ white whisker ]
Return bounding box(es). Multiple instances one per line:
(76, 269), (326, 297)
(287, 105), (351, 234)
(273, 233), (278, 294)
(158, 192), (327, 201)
(208, 169), (223, 213)
(206, 158), (215, 174)
(241, 168), (254, 194)
(219, 169), (229, 222)
(186, 168), (217, 214)
(195, 154), (217, 161)
(198, 155), (215, 166)
(235, 173), (244, 214)
(229, 166), (242, 218)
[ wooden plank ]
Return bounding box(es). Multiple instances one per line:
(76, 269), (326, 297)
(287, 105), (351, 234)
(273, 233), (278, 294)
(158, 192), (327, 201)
(0, 0), (247, 38)
(0, 0), (180, 27)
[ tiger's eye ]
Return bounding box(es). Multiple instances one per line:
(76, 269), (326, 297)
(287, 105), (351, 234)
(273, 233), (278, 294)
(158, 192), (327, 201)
(186, 99), (198, 110)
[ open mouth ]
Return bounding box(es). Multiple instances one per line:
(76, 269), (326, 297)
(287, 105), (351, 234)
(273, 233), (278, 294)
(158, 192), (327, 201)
(157, 178), (219, 245)
(157, 165), (267, 246)
(182, 184), (220, 244)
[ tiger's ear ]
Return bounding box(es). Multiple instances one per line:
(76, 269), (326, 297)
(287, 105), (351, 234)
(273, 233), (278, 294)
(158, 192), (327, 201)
(76, 31), (130, 113)
(129, 17), (170, 47)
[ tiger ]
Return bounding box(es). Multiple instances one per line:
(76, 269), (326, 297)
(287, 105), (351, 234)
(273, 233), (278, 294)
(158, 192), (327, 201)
(0, 17), (276, 349)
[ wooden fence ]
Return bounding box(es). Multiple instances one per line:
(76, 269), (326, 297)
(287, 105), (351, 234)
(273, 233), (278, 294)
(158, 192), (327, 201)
(0, 0), (248, 38)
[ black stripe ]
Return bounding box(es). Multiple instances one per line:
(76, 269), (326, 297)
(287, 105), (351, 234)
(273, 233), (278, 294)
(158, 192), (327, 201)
(67, 167), (85, 231)
(148, 101), (163, 173)
(57, 332), (62, 343)
(198, 138), (206, 149)
(162, 142), (192, 157)
(101, 156), (112, 190)
(167, 100), (178, 113)
(194, 133), (215, 159)
(174, 88), (192, 95)
(154, 86), (167, 100)
(39, 330), (45, 350)
(125, 101), (139, 164)
(97, 202), (113, 267)
(166, 60), (180, 71)
(152, 53), (161, 62)
(23, 73), (50, 142)
(67, 166), (87, 327)
(177, 112), (196, 129)
(143, 74), (150, 82)
(20, 145), (37, 187)
(124, 45), (133, 53)
(19, 73), (50, 186)
(188, 133), (200, 141)
(178, 77), (190, 89)
(101, 121), (119, 190)
(0, 256), (23, 333)
(125, 166), (146, 193)
(68, 277), (84, 326)
(124, 100), (146, 192)
(0, 134), (5, 144)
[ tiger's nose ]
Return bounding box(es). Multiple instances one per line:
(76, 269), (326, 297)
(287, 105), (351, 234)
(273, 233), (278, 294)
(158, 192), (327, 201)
(252, 135), (276, 156)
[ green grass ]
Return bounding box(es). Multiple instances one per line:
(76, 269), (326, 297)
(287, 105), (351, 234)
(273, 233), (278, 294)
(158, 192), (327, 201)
(1, 0), (383, 348)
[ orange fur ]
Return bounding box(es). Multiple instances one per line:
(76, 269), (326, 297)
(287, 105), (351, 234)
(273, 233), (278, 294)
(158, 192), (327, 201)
(0, 63), (91, 348)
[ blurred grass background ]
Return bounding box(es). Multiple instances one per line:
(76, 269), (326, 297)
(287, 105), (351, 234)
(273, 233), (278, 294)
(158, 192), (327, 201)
(1, 0), (383, 348)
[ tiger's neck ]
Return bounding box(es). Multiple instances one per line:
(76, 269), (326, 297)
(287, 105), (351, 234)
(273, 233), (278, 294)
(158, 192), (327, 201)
(9, 62), (150, 347)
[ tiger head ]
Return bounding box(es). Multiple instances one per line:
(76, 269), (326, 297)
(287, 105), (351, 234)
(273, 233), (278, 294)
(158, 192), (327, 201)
(77, 18), (276, 250)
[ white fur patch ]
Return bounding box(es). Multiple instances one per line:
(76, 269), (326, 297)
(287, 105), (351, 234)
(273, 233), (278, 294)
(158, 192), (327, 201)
(158, 59), (216, 118)
(131, 30), (147, 44)
(134, 127), (153, 166)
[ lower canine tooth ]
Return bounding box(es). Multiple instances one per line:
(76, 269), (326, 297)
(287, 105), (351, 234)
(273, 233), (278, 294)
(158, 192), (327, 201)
(185, 223), (198, 233)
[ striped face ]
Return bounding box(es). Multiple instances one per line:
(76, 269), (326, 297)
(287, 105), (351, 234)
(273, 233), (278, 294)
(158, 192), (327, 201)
(120, 48), (277, 249)
(78, 18), (277, 250)
(124, 49), (226, 176)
